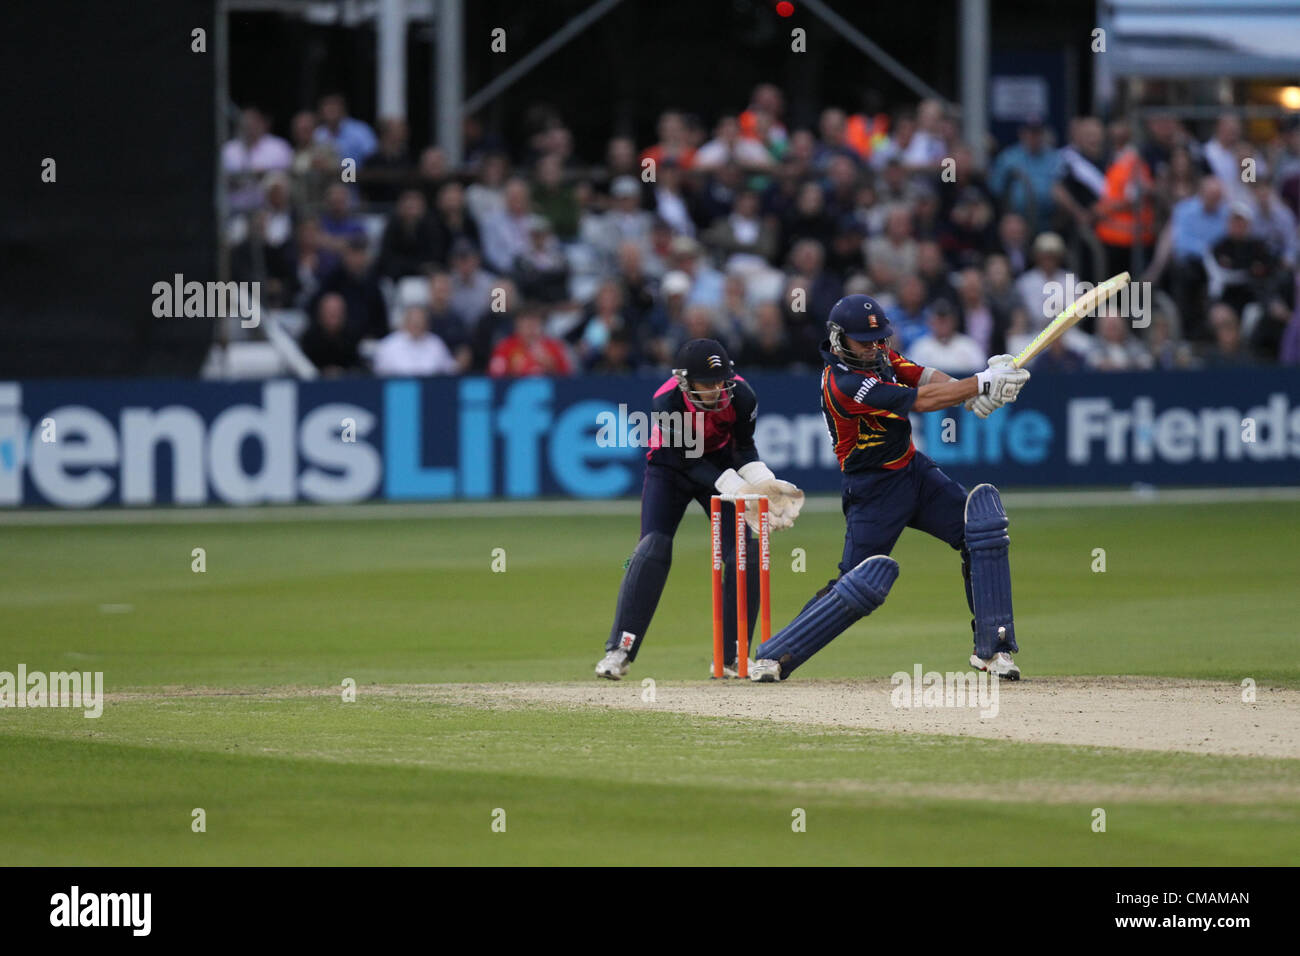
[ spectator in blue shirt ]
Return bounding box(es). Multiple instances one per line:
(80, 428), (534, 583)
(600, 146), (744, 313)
(1169, 176), (1230, 262)
(313, 94), (378, 165)
(989, 120), (1060, 233)
(1165, 176), (1230, 338)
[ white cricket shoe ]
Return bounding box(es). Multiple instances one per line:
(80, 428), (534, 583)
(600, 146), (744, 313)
(749, 658), (782, 682)
(595, 649), (630, 680)
(709, 660), (740, 679)
(970, 651), (1021, 681)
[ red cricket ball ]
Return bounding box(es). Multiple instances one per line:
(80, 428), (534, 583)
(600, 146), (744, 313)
(776, 1), (794, 16)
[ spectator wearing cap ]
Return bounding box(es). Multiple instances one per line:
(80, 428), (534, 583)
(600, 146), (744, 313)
(318, 182), (367, 252)
(360, 116), (413, 203)
(300, 293), (362, 375)
(990, 119), (1061, 233)
(513, 215), (569, 304)
(430, 181), (481, 266)
(596, 176), (655, 262)
(701, 188), (778, 271)
(643, 270), (693, 363)
(907, 299), (986, 373)
(481, 177), (534, 274)
(1202, 302), (1255, 367)
(671, 235), (725, 308)
(447, 239), (499, 331)
(1210, 201), (1279, 318)
(1087, 312), (1153, 371)
(488, 304), (574, 377)
(865, 206), (919, 278)
(222, 107), (293, 212)
(313, 94), (378, 165)
(313, 235), (389, 342)
(373, 306), (460, 377)
(1015, 232), (1070, 334)
(377, 189), (439, 280)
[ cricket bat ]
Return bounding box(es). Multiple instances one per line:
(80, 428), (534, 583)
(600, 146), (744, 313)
(1013, 271), (1131, 368)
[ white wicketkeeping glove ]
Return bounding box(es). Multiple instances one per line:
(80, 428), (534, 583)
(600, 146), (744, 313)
(738, 462), (805, 532)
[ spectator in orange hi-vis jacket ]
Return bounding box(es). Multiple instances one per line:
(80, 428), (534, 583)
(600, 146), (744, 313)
(487, 304), (574, 377)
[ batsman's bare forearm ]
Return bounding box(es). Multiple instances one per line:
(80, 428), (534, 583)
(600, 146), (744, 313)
(913, 373), (977, 412)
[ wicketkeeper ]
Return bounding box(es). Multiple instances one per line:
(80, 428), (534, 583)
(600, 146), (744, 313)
(749, 295), (1030, 683)
(596, 338), (804, 680)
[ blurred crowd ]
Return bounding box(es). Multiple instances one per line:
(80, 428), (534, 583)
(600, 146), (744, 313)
(221, 88), (1300, 379)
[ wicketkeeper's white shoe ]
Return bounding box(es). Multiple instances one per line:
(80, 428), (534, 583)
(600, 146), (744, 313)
(970, 651), (1021, 681)
(595, 649), (630, 680)
(749, 658), (782, 682)
(708, 661), (741, 678)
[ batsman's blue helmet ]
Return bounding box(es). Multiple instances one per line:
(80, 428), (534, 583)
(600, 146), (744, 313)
(827, 294), (893, 342)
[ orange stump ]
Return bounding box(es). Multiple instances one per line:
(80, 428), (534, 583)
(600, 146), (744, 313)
(711, 494), (771, 680)
(711, 497), (724, 679)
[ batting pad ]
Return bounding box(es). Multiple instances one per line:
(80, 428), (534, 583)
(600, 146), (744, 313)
(964, 483), (1018, 657)
(757, 555), (899, 677)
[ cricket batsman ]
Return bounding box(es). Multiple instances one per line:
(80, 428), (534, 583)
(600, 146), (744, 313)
(749, 294), (1030, 683)
(595, 338), (804, 680)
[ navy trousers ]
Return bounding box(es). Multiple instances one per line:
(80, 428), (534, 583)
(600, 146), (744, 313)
(802, 450), (974, 619)
(628, 462), (758, 661)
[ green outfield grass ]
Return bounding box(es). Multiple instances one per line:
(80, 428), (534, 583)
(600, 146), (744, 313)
(1, 498), (1297, 864)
